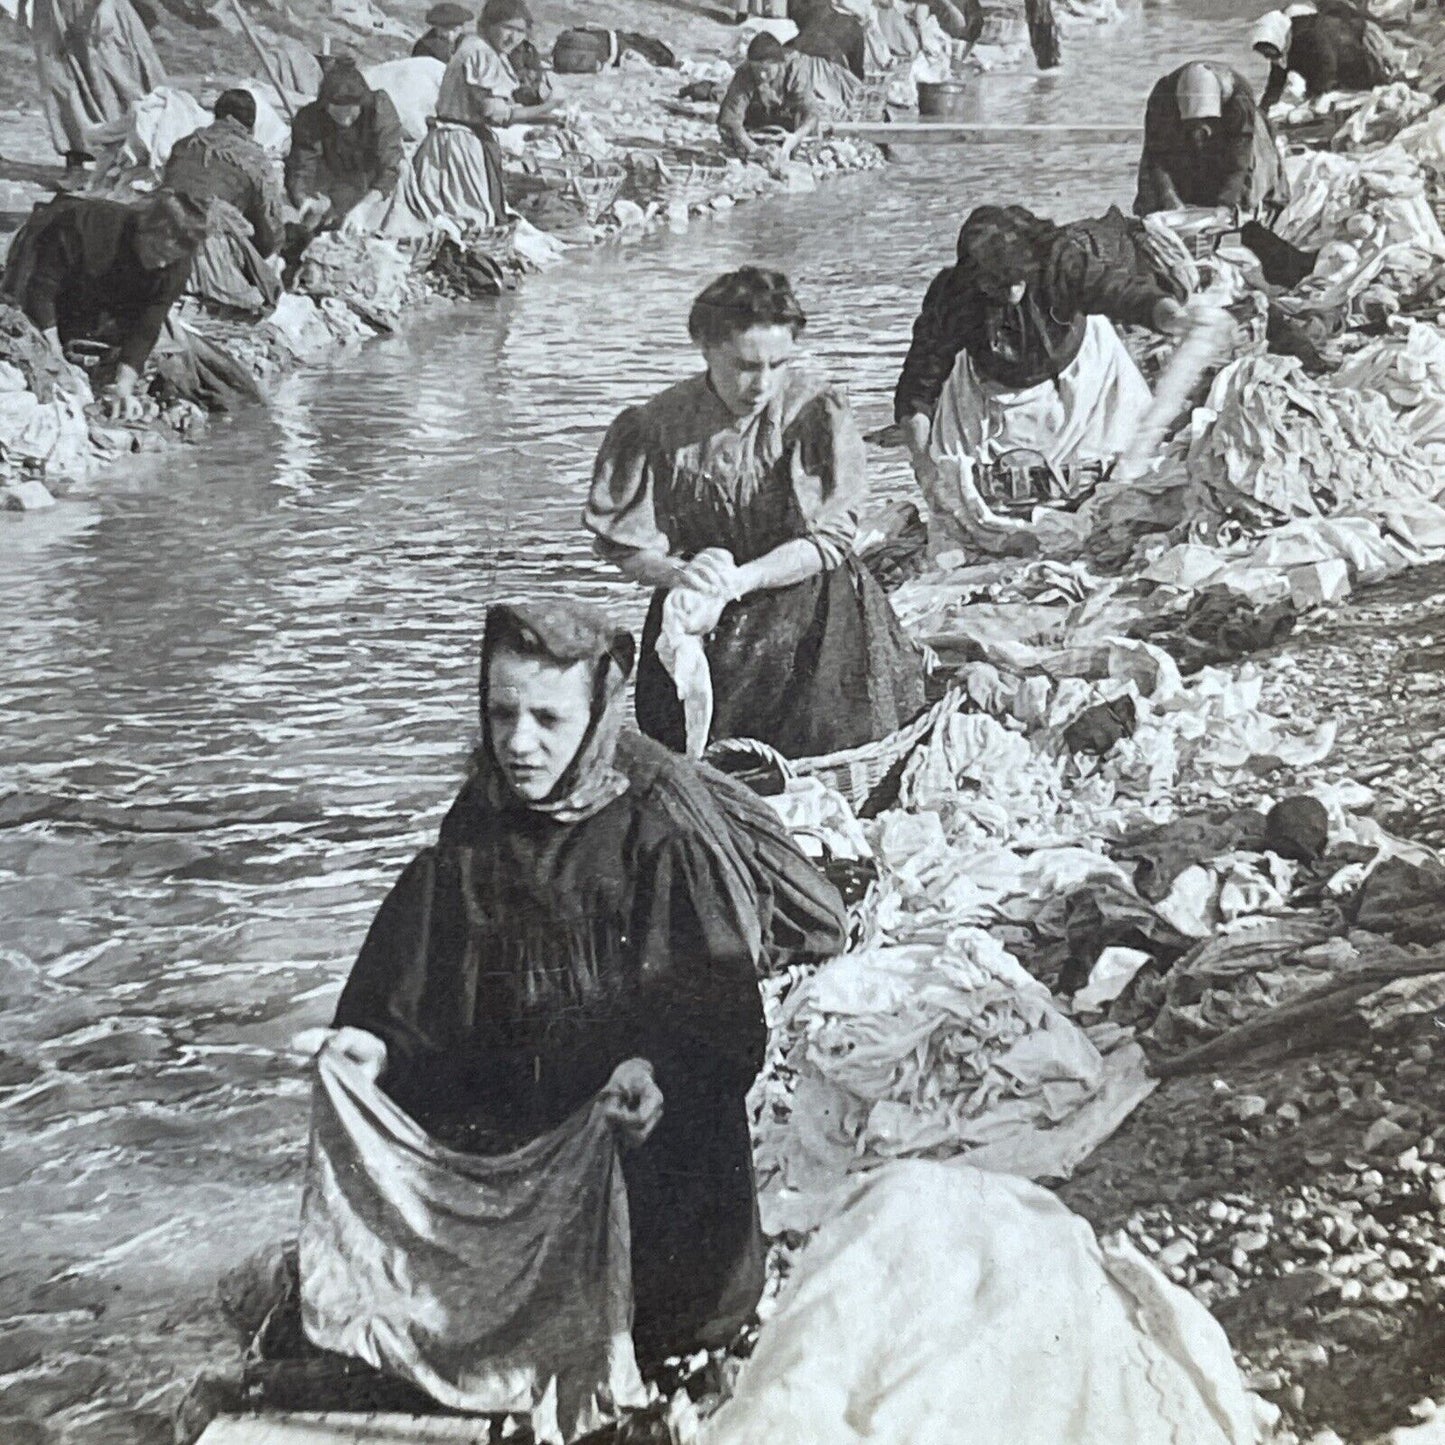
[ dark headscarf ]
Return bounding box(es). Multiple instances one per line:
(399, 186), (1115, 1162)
(318, 61), (372, 106)
(474, 600), (636, 824)
(481, 0), (533, 27)
(955, 204), (1061, 291)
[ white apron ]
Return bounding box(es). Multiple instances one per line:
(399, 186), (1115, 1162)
(929, 314), (1153, 470)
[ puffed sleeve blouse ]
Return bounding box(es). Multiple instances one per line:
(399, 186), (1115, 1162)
(584, 369), (867, 571)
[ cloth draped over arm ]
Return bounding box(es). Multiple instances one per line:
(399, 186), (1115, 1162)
(894, 266), (966, 423)
(785, 386), (865, 568)
(584, 405), (674, 563)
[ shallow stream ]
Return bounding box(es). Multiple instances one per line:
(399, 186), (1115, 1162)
(1, 2), (1263, 1433)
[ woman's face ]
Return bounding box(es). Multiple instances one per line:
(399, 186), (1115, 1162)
(977, 276), (1027, 306)
(134, 221), (192, 271)
(701, 324), (795, 416)
(486, 18), (529, 54)
(487, 649), (593, 801)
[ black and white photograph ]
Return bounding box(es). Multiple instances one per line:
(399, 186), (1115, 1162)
(3, 0), (1445, 1439)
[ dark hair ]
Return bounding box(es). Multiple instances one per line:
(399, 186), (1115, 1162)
(687, 267), (807, 346)
(747, 32), (786, 63)
(137, 189), (211, 248)
(213, 88), (257, 130)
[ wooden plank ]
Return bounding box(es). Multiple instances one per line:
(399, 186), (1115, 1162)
(827, 121), (1142, 145)
(199, 1413), (495, 1444)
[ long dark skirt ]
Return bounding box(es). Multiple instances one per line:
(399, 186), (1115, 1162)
(636, 555), (927, 759)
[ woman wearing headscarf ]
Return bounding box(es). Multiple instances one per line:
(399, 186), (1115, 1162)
(586, 267), (928, 761)
(894, 205), (1188, 492)
(385, 0), (562, 236)
(1252, 3), (1400, 109)
(1135, 61), (1288, 218)
(285, 60), (406, 238)
(329, 598), (848, 1365)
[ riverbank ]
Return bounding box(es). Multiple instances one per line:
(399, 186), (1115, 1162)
(0, 0), (1143, 511)
(7, 2), (1445, 1442)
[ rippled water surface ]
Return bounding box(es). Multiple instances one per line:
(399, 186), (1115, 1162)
(2, 1), (1259, 1433)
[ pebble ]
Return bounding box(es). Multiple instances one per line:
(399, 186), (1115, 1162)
(1158, 1238), (1195, 1268)
(1364, 1118), (1408, 1154)
(1234, 1094), (1268, 1121)
(1234, 1230), (1270, 1254)
(1370, 1278), (1410, 1304)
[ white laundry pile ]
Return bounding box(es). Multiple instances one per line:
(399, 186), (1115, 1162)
(1182, 353), (1441, 527)
(294, 233), (418, 323)
(752, 931), (1155, 1233)
(1334, 322), (1445, 461)
(704, 1163), (1274, 1445)
(1276, 145), (1445, 256)
(1329, 82), (1435, 152)
(363, 57), (445, 144)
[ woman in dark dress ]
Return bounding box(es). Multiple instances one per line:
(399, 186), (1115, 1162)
(330, 599), (847, 1364)
(585, 267), (927, 760)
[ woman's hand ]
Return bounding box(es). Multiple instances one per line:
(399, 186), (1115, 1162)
(327, 1026), (389, 1082)
(1151, 296), (1188, 337)
(679, 547), (742, 600)
(339, 192), (383, 238)
(667, 584), (727, 637)
(600, 1058), (663, 1147)
(102, 365), (145, 422)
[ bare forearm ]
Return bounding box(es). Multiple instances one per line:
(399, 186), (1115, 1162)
(736, 538), (825, 594)
(606, 543), (687, 590)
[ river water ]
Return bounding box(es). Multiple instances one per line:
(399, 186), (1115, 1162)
(1, 2), (1258, 1435)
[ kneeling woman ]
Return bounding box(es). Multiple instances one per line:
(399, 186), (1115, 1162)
(895, 205), (1188, 492)
(387, 0), (559, 235)
(327, 600), (848, 1366)
(586, 267), (927, 759)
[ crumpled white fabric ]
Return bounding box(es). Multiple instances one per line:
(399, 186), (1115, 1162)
(656, 587), (715, 759)
(1184, 353), (1441, 526)
(705, 1163), (1273, 1445)
(754, 930), (1155, 1232)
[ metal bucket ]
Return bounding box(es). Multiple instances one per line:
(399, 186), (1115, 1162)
(917, 79), (971, 117)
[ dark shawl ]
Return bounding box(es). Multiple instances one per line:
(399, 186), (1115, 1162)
(894, 204), (1167, 416)
(333, 599), (847, 1358)
(1, 194), (191, 373)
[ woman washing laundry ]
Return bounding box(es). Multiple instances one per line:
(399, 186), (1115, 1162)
(586, 267), (926, 760)
(1252, 3), (1403, 109)
(894, 205), (1188, 503)
(321, 599), (847, 1375)
(1135, 61), (1289, 218)
(387, 0), (562, 235)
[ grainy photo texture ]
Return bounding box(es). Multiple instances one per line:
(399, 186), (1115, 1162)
(3, 0), (1445, 1441)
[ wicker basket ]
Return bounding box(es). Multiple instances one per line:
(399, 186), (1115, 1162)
(507, 156), (626, 224)
(705, 689), (962, 816)
(626, 149), (733, 209)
